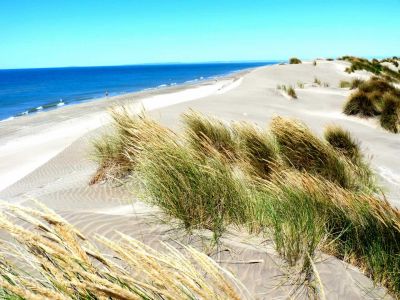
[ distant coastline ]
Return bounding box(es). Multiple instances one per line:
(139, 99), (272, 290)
(0, 62), (277, 121)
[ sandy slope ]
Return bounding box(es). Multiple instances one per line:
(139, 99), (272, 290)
(0, 60), (398, 299)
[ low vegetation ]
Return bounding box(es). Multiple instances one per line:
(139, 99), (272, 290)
(0, 202), (246, 300)
(350, 78), (364, 89)
(324, 125), (361, 163)
(313, 77), (321, 85)
(289, 57), (302, 64)
(277, 84), (297, 99)
(84, 109), (400, 297)
(339, 80), (351, 88)
(340, 56), (400, 83)
(343, 77), (400, 132)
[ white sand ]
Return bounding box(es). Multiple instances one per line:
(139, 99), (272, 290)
(0, 77), (241, 192)
(0, 60), (398, 298)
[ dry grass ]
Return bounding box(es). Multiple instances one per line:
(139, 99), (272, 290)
(0, 201), (248, 300)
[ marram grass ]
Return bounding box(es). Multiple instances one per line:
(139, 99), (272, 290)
(88, 108), (400, 296)
(0, 201), (248, 300)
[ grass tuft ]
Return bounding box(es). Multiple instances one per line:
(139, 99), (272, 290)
(0, 202), (246, 300)
(343, 90), (380, 117)
(324, 125), (361, 163)
(182, 110), (237, 160)
(339, 80), (351, 88)
(350, 78), (364, 89)
(233, 121), (280, 179)
(90, 107), (171, 184)
(380, 93), (400, 133)
(289, 57), (302, 64)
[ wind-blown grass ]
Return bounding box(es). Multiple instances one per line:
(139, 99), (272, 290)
(0, 202), (247, 300)
(342, 77), (400, 132)
(233, 122), (280, 179)
(90, 107), (170, 184)
(380, 93), (400, 133)
(269, 117), (374, 192)
(324, 125), (361, 163)
(182, 110), (237, 160)
(134, 134), (250, 240)
(87, 109), (399, 296)
(253, 171), (400, 295)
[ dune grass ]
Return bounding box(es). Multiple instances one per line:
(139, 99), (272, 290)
(324, 125), (361, 163)
(89, 107), (170, 184)
(341, 56), (400, 83)
(0, 202), (247, 300)
(233, 122), (280, 179)
(134, 134), (250, 240)
(350, 78), (364, 89)
(85, 109), (400, 296)
(289, 57), (302, 64)
(342, 77), (400, 132)
(380, 93), (400, 133)
(339, 80), (351, 88)
(253, 171), (400, 295)
(269, 117), (375, 192)
(182, 110), (237, 160)
(277, 84), (297, 99)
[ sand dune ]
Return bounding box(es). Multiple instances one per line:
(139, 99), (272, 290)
(0, 60), (398, 298)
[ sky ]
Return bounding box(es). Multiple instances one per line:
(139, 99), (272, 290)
(1, 0), (399, 69)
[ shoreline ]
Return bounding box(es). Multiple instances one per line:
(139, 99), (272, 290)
(0, 67), (254, 192)
(0, 64), (269, 123)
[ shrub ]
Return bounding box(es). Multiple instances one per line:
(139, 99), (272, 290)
(314, 78), (321, 85)
(380, 94), (400, 133)
(182, 110), (237, 160)
(339, 80), (351, 88)
(289, 57), (302, 64)
(0, 202), (245, 300)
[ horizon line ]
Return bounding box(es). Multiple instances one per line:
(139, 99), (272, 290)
(0, 60), (283, 71)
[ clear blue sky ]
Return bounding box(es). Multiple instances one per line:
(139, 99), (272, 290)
(1, 0), (399, 69)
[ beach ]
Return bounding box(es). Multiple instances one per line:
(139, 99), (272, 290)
(0, 59), (399, 298)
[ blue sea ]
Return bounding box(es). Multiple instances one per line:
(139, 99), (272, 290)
(0, 62), (275, 121)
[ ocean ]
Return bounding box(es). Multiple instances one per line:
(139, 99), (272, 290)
(0, 62), (275, 121)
